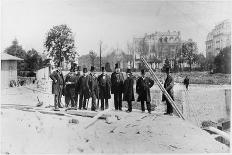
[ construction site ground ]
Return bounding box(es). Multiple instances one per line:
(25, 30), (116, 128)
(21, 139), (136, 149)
(1, 85), (230, 154)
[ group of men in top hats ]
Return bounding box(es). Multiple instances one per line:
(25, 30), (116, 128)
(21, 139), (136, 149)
(49, 62), (174, 115)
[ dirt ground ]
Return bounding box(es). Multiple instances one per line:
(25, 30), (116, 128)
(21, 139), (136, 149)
(1, 86), (230, 154)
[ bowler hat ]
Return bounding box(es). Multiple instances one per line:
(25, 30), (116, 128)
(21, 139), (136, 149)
(90, 66), (95, 72)
(83, 67), (87, 73)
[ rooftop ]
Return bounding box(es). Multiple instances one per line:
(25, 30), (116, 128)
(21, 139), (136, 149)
(1, 52), (23, 61)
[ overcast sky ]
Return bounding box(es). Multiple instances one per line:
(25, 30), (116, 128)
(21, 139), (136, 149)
(1, 0), (232, 56)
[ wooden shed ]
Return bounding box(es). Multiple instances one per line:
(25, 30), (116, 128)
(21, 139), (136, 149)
(1, 53), (23, 88)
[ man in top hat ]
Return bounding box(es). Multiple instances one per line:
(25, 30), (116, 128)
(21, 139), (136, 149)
(49, 62), (65, 111)
(111, 63), (124, 111)
(77, 67), (91, 110)
(74, 65), (82, 106)
(123, 68), (135, 112)
(64, 62), (78, 109)
(88, 66), (99, 111)
(136, 69), (154, 114)
(162, 67), (174, 115)
(98, 67), (111, 110)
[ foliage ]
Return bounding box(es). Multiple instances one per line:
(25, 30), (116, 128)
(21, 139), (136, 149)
(162, 57), (171, 72)
(89, 50), (97, 67)
(44, 24), (76, 66)
(173, 58), (179, 72)
(4, 39), (27, 71)
(24, 49), (43, 71)
(105, 62), (112, 72)
(181, 39), (198, 71)
(214, 46), (231, 74)
(134, 38), (149, 56)
(194, 53), (206, 71)
(4, 39), (27, 59)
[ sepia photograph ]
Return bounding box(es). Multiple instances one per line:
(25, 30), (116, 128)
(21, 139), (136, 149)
(1, 0), (231, 154)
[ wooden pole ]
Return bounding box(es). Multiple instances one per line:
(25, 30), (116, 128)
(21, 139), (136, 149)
(141, 57), (185, 120)
(99, 41), (102, 70)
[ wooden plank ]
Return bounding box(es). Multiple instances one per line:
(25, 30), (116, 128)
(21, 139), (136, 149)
(66, 110), (110, 119)
(141, 57), (185, 120)
(203, 126), (230, 141)
(84, 108), (112, 129)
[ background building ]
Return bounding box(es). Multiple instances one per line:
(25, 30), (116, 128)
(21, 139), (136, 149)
(133, 31), (182, 69)
(1, 52), (23, 88)
(206, 19), (231, 59)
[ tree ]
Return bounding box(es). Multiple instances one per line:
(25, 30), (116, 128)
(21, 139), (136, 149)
(194, 53), (206, 71)
(173, 57), (179, 72)
(105, 62), (112, 72)
(127, 42), (134, 67)
(162, 57), (171, 72)
(24, 49), (43, 71)
(4, 39), (27, 72)
(181, 39), (198, 71)
(214, 46), (231, 74)
(4, 39), (27, 59)
(89, 50), (97, 67)
(135, 37), (149, 57)
(44, 24), (76, 66)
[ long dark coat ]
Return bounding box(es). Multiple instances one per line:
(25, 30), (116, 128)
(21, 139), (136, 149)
(49, 70), (65, 95)
(64, 72), (78, 96)
(136, 77), (154, 102)
(98, 74), (111, 99)
(162, 74), (174, 101)
(88, 73), (99, 98)
(123, 76), (135, 102)
(111, 72), (124, 94)
(75, 72), (81, 93)
(77, 75), (91, 99)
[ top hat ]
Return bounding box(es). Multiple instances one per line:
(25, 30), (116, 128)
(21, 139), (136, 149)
(83, 67), (87, 73)
(76, 66), (81, 71)
(90, 66), (95, 72)
(126, 68), (131, 74)
(165, 67), (170, 73)
(115, 63), (119, 69)
(101, 67), (105, 72)
(141, 69), (145, 74)
(70, 63), (77, 71)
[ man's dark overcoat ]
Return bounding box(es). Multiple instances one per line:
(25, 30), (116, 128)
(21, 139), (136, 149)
(77, 75), (91, 99)
(89, 73), (99, 98)
(98, 74), (111, 99)
(111, 72), (124, 94)
(123, 76), (135, 102)
(136, 77), (154, 102)
(50, 70), (65, 95)
(162, 74), (174, 101)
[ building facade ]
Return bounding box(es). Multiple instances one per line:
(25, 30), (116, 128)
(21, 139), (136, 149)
(133, 31), (182, 69)
(206, 20), (231, 59)
(1, 53), (23, 88)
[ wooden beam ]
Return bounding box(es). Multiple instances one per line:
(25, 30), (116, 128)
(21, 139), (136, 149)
(141, 57), (185, 120)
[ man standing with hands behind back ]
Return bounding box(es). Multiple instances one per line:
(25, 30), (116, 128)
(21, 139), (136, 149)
(49, 62), (65, 111)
